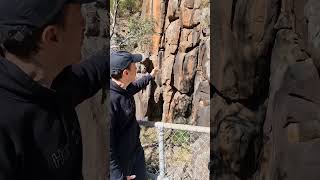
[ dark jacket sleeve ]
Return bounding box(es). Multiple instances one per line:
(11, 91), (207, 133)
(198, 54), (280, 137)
(110, 105), (126, 180)
(127, 74), (153, 96)
(51, 50), (109, 106)
(0, 130), (17, 180)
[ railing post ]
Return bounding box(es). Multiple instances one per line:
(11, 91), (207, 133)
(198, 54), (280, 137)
(157, 122), (165, 179)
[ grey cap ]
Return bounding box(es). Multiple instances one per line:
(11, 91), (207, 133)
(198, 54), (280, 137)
(0, 0), (96, 32)
(110, 51), (143, 75)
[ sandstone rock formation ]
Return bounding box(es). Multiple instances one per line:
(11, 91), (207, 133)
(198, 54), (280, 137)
(212, 0), (320, 179)
(136, 0), (210, 127)
(76, 2), (108, 180)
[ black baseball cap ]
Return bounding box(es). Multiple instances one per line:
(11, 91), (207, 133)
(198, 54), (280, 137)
(0, 0), (96, 32)
(110, 51), (143, 75)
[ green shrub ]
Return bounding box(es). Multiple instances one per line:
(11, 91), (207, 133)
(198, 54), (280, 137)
(116, 16), (155, 52)
(110, 0), (143, 17)
(172, 130), (190, 147)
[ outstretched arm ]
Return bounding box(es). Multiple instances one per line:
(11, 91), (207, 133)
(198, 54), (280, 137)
(126, 67), (159, 96)
(126, 74), (152, 96)
(51, 50), (109, 106)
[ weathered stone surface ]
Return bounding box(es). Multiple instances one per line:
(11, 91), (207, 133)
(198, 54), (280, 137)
(168, 91), (192, 123)
(162, 85), (174, 122)
(212, 0), (320, 179)
(211, 2), (280, 177)
(152, 0), (164, 34)
(174, 47), (198, 93)
(179, 28), (200, 52)
(305, 0), (320, 70)
(179, 29), (193, 51)
(180, 0), (198, 28)
(77, 2), (108, 180)
(257, 11), (320, 177)
(194, 0), (203, 9)
(212, 0), (278, 101)
(142, 0), (152, 17)
(134, 73), (152, 120)
(154, 51), (163, 85)
(159, 32), (166, 49)
(141, 0), (209, 127)
(184, 0), (195, 9)
(160, 1), (167, 30)
(198, 37), (210, 80)
(166, 44), (178, 55)
(264, 78), (320, 180)
(163, 14), (171, 34)
(261, 29), (320, 179)
(214, 103), (264, 178)
(192, 8), (202, 27)
(191, 28), (201, 47)
(173, 52), (186, 89)
(161, 54), (175, 85)
(151, 34), (162, 54)
(142, 0), (166, 34)
(270, 30), (309, 75)
(167, 0), (179, 22)
(165, 20), (181, 45)
(191, 72), (210, 126)
(293, 0), (309, 44)
(165, 20), (181, 54)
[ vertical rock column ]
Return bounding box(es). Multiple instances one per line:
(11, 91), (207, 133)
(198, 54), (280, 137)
(211, 0), (280, 179)
(139, 0), (210, 126)
(76, 2), (109, 180)
(211, 0), (320, 179)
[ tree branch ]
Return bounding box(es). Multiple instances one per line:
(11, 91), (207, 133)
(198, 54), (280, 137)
(110, 0), (120, 39)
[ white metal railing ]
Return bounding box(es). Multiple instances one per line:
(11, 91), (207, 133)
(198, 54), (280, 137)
(138, 120), (210, 180)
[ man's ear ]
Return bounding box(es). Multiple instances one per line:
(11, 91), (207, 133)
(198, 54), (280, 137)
(123, 69), (129, 76)
(41, 25), (59, 45)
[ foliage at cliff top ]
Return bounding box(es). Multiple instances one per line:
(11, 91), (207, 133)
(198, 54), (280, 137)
(110, 0), (143, 17)
(110, 0), (154, 52)
(115, 16), (155, 52)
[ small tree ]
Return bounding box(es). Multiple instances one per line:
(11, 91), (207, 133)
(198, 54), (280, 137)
(115, 16), (155, 52)
(110, 0), (153, 52)
(110, 0), (142, 17)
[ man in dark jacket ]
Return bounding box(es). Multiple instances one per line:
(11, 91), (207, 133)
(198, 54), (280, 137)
(0, 0), (109, 179)
(110, 51), (158, 180)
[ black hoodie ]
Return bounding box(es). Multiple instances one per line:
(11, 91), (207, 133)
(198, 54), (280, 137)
(0, 51), (108, 180)
(110, 74), (152, 180)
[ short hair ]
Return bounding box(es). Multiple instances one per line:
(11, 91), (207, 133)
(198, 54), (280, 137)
(0, 7), (66, 59)
(111, 63), (132, 80)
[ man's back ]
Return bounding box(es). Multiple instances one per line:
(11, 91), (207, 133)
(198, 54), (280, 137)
(109, 50), (158, 180)
(110, 74), (152, 180)
(0, 58), (83, 179)
(0, 51), (108, 179)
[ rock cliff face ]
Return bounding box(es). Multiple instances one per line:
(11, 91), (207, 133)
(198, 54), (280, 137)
(137, 0), (210, 126)
(76, 2), (108, 180)
(212, 0), (320, 179)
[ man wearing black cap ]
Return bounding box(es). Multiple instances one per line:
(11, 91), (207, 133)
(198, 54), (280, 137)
(0, 0), (109, 179)
(110, 51), (158, 180)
